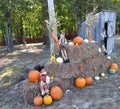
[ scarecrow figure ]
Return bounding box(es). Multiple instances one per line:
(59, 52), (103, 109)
(59, 32), (69, 63)
(85, 5), (98, 41)
(40, 69), (50, 96)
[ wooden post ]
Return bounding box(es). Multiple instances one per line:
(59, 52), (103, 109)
(47, 0), (58, 55)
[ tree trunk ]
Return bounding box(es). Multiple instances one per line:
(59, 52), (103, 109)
(5, 11), (14, 52)
(20, 17), (26, 46)
(41, 0), (50, 47)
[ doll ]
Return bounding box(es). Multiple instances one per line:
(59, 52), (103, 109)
(59, 32), (69, 63)
(101, 29), (107, 55)
(40, 69), (50, 96)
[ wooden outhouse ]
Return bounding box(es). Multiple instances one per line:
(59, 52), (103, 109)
(78, 10), (116, 55)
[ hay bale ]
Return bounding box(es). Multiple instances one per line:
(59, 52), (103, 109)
(22, 79), (40, 104)
(23, 42), (113, 104)
(45, 43), (113, 79)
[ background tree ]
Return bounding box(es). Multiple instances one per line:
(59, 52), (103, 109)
(0, 0), (119, 48)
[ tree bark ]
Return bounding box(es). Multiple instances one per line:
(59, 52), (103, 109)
(5, 11), (14, 52)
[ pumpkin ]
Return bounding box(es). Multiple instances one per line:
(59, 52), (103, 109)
(110, 63), (119, 72)
(56, 57), (63, 63)
(73, 36), (83, 45)
(100, 72), (105, 77)
(85, 76), (93, 85)
(75, 77), (86, 88)
(28, 70), (40, 83)
(43, 95), (52, 105)
(50, 85), (63, 101)
(68, 41), (74, 47)
(84, 39), (89, 43)
(94, 76), (100, 81)
(33, 96), (43, 106)
(109, 69), (116, 75)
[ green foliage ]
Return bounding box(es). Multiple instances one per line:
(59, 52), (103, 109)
(0, 0), (119, 44)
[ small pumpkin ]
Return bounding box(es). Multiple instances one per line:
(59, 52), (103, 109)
(94, 76), (100, 81)
(43, 95), (52, 105)
(28, 70), (40, 83)
(68, 41), (74, 47)
(56, 57), (63, 63)
(33, 96), (43, 106)
(50, 85), (63, 101)
(100, 72), (105, 77)
(85, 76), (93, 86)
(109, 69), (116, 75)
(73, 36), (83, 45)
(110, 63), (119, 72)
(75, 77), (86, 88)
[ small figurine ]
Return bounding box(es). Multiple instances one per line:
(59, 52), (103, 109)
(40, 69), (50, 96)
(59, 32), (69, 63)
(101, 29), (107, 54)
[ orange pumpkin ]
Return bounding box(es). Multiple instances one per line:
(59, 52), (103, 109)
(50, 85), (63, 101)
(75, 77), (86, 88)
(43, 95), (52, 105)
(110, 63), (119, 72)
(85, 77), (93, 85)
(33, 96), (43, 106)
(28, 70), (40, 83)
(73, 36), (83, 45)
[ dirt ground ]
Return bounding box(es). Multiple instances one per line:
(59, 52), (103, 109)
(0, 37), (120, 109)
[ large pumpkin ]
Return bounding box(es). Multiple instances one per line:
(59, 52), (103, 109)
(75, 77), (86, 88)
(110, 63), (119, 72)
(43, 95), (52, 105)
(28, 70), (40, 83)
(85, 77), (93, 86)
(50, 85), (63, 101)
(73, 36), (83, 45)
(33, 96), (43, 106)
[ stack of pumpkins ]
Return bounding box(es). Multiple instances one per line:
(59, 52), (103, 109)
(28, 70), (63, 107)
(109, 63), (119, 75)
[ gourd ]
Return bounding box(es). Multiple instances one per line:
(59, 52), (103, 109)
(85, 76), (93, 85)
(109, 69), (116, 75)
(50, 85), (63, 101)
(28, 70), (40, 83)
(110, 63), (119, 72)
(43, 95), (52, 105)
(33, 96), (43, 106)
(73, 36), (83, 45)
(74, 77), (86, 88)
